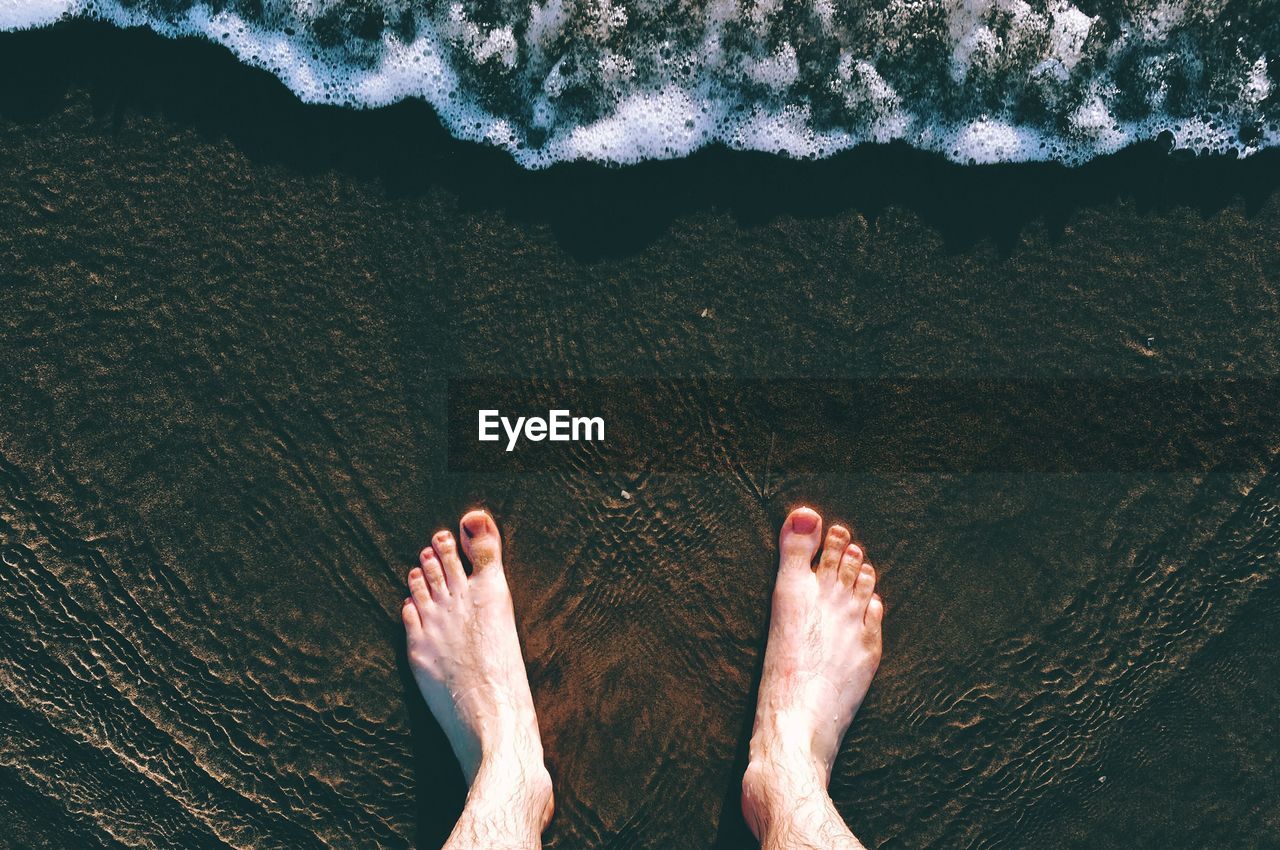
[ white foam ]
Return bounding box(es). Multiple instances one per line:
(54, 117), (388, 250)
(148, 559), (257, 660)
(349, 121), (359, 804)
(5, 0), (1277, 169)
(1048, 3), (1092, 71)
(742, 44), (799, 90)
(0, 0), (71, 30)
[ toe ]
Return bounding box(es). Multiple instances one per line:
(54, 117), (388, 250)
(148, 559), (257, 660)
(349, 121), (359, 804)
(778, 506), (823, 574)
(407, 566), (433, 611)
(837, 543), (864, 587)
(432, 530), (468, 592)
(419, 546), (448, 599)
(459, 509), (503, 574)
(852, 561), (876, 615)
(401, 597), (421, 633)
(816, 524), (851, 582)
(865, 592), (884, 636)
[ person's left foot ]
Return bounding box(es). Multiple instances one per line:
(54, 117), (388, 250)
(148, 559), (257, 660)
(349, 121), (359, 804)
(402, 510), (553, 831)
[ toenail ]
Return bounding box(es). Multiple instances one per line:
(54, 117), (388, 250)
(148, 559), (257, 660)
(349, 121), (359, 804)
(792, 512), (818, 533)
(848, 544), (861, 557)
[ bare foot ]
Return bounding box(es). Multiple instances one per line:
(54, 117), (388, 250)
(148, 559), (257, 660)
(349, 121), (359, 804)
(402, 510), (553, 839)
(742, 506), (883, 847)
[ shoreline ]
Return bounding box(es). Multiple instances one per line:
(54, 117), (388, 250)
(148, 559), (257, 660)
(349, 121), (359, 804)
(5, 20), (1280, 260)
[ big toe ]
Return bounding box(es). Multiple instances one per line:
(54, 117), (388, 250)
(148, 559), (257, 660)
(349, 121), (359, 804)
(778, 506), (823, 573)
(459, 509), (503, 573)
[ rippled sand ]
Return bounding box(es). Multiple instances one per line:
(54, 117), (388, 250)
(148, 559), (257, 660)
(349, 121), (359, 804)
(1, 23), (1278, 850)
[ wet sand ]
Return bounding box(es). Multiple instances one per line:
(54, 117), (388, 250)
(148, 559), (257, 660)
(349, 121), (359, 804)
(1, 21), (1278, 850)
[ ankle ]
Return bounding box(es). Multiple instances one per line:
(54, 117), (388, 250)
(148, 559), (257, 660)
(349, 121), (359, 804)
(746, 717), (830, 786)
(471, 750), (555, 832)
(741, 749), (828, 841)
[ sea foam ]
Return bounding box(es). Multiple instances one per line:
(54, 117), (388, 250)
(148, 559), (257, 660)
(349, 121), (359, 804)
(4, 0), (1277, 169)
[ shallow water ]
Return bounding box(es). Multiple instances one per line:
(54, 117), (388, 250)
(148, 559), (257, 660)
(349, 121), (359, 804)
(1, 24), (1279, 849)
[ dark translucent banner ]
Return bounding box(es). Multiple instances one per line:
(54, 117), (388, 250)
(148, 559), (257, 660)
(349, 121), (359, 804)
(446, 379), (1279, 474)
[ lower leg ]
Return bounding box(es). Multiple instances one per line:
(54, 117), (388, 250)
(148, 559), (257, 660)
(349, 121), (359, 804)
(742, 755), (865, 850)
(742, 507), (884, 850)
(445, 751), (552, 850)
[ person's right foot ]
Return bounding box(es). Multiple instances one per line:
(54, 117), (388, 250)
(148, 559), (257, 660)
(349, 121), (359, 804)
(742, 506), (883, 841)
(402, 510), (553, 835)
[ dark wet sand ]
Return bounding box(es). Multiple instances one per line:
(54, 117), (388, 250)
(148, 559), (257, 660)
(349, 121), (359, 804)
(2, 21), (1279, 850)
